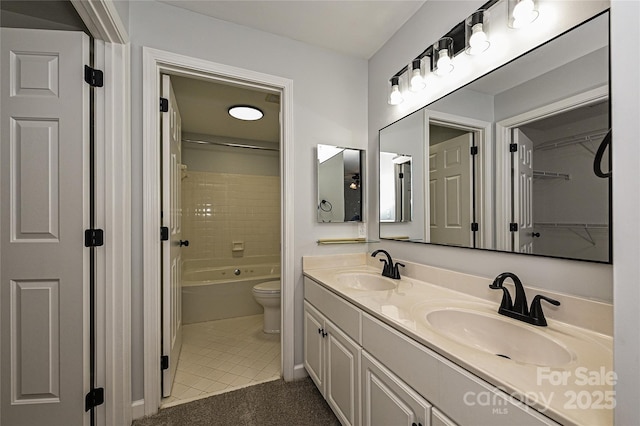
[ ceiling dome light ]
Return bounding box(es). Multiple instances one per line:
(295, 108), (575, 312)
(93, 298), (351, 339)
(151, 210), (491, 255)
(511, 0), (538, 28)
(466, 10), (490, 55)
(409, 59), (426, 92)
(388, 76), (404, 105)
(228, 105), (264, 121)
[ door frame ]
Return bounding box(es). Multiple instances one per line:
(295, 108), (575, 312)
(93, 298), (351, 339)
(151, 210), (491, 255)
(141, 47), (295, 416)
(70, 2), (131, 425)
(423, 110), (493, 249)
(495, 85), (609, 251)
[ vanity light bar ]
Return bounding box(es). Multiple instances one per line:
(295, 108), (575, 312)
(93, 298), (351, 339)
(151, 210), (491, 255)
(388, 0), (530, 106)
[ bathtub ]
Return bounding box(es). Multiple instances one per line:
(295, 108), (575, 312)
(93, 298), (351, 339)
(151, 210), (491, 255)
(182, 263), (280, 324)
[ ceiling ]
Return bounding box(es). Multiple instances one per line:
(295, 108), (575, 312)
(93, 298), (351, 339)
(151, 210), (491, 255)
(171, 76), (281, 143)
(159, 0), (426, 59)
(169, 0), (426, 144)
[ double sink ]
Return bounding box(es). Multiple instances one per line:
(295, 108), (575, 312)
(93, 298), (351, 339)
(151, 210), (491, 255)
(334, 272), (575, 368)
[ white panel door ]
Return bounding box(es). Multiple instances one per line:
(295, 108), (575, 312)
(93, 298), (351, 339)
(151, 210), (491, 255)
(429, 133), (473, 246)
(1, 28), (89, 426)
(513, 129), (534, 253)
(161, 75), (183, 397)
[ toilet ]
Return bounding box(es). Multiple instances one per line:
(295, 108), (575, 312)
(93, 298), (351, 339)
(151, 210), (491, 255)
(252, 280), (281, 333)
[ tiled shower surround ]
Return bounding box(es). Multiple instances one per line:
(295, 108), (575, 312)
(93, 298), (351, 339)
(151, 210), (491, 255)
(182, 171), (280, 265)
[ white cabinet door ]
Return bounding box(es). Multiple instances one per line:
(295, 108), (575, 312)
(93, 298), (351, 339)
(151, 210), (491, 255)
(362, 351), (430, 426)
(304, 300), (360, 426)
(325, 320), (360, 426)
(1, 28), (90, 426)
(304, 301), (325, 393)
(432, 407), (458, 426)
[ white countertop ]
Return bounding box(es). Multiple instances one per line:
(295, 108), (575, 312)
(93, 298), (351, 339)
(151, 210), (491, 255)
(303, 263), (613, 426)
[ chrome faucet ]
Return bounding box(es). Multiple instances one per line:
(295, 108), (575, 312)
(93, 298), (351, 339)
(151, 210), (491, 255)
(371, 249), (405, 280)
(489, 272), (560, 326)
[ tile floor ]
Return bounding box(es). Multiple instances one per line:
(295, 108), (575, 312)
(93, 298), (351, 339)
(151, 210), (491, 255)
(161, 314), (281, 408)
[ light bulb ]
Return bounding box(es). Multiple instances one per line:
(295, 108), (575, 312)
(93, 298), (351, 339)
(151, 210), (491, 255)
(512, 0), (538, 28)
(468, 23), (489, 54)
(388, 80), (403, 105)
(409, 68), (425, 92)
(435, 49), (453, 76)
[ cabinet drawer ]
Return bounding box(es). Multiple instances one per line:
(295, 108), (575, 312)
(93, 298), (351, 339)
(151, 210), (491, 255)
(362, 313), (559, 426)
(362, 313), (441, 403)
(304, 277), (361, 343)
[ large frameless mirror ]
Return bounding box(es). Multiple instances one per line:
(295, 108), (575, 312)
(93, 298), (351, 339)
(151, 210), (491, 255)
(379, 11), (610, 263)
(317, 144), (364, 223)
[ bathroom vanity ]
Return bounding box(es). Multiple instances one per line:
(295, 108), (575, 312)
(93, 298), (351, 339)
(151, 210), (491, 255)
(302, 254), (613, 426)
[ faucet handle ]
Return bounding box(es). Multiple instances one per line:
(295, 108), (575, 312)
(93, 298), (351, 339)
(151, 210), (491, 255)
(378, 258), (391, 276)
(392, 262), (405, 279)
(529, 295), (560, 326)
(489, 283), (513, 311)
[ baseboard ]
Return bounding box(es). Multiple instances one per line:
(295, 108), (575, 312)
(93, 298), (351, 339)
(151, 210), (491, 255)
(293, 363), (308, 380)
(132, 399), (145, 420)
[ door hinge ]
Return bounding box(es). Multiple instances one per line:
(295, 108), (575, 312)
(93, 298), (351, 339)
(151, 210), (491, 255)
(509, 143), (518, 152)
(161, 355), (169, 370)
(85, 387), (105, 411)
(84, 229), (104, 247)
(471, 222), (479, 232)
(161, 226), (169, 241)
(509, 223), (519, 232)
(160, 97), (169, 112)
(84, 65), (104, 87)
(470, 146), (478, 156)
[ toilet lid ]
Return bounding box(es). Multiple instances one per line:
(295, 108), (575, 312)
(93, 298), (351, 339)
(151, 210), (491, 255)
(253, 280), (281, 294)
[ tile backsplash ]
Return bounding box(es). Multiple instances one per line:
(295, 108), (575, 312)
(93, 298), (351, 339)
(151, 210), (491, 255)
(182, 171), (280, 264)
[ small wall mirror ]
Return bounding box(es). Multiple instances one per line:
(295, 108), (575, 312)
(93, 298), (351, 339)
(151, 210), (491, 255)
(379, 11), (610, 263)
(317, 144), (364, 223)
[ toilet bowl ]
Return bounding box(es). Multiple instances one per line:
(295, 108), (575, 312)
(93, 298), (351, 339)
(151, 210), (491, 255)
(252, 280), (281, 333)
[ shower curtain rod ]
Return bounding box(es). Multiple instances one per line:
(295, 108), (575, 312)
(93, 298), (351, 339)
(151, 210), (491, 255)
(182, 138), (279, 152)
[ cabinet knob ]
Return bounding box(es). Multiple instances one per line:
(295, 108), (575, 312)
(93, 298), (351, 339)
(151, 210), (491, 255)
(321, 330), (328, 338)
(318, 328), (322, 334)
(179, 239), (190, 247)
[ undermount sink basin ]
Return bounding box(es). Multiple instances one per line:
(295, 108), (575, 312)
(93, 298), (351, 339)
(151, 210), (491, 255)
(335, 272), (397, 291)
(425, 308), (574, 366)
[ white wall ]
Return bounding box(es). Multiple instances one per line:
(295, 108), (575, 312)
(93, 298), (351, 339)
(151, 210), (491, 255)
(611, 1), (640, 423)
(129, 0), (368, 400)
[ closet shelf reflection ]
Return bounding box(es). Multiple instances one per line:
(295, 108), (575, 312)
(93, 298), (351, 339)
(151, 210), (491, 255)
(534, 222), (608, 229)
(533, 222), (608, 246)
(533, 170), (571, 180)
(534, 129), (608, 152)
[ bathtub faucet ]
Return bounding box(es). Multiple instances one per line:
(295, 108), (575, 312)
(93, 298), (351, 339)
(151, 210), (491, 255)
(371, 249), (404, 280)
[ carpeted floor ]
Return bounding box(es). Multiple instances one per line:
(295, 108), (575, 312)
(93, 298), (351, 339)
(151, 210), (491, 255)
(133, 377), (341, 426)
